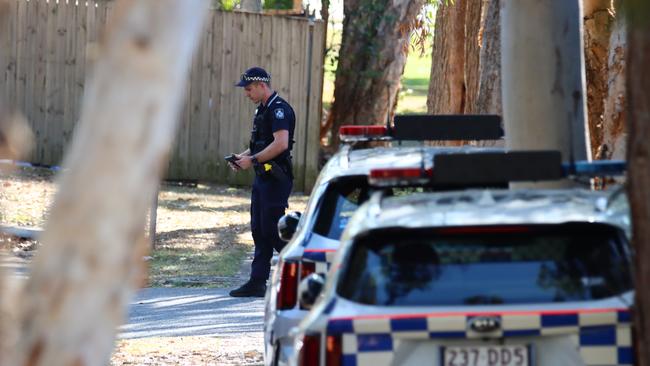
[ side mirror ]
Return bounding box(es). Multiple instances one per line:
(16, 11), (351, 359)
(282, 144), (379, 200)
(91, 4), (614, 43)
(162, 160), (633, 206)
(298, 273), (326, 309)
(278, 211), (301, 242)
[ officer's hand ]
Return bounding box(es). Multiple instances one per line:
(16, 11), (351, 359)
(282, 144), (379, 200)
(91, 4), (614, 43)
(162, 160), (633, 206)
(236, 156), (253, 170)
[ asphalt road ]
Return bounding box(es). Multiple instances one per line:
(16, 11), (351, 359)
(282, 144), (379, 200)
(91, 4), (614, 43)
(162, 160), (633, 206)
(119, 287), (265, 339)
(1, 254), (266, 340)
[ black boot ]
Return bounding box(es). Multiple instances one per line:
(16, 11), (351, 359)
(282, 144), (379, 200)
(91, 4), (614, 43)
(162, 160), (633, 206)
(229, 278), (267, 297)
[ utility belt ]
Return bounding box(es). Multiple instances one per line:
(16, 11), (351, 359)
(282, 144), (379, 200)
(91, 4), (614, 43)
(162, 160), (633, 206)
(253, 158), (292, 182)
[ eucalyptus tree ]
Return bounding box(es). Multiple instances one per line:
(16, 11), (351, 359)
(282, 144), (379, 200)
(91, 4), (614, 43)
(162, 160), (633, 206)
(321, 0), (427, 148)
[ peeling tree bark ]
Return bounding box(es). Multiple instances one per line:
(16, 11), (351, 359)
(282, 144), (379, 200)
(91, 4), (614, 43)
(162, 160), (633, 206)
(602, 9), (627, 160)
(583, 0), (615, 158)
(2, 1), (207, 365)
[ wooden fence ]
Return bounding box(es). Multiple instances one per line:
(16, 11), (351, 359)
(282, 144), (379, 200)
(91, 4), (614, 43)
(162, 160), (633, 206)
(0, 0), (325, 192)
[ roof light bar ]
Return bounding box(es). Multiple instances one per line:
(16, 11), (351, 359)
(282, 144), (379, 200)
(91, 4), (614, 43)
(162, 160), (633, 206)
(339, 125), (390, 143)
(432, 151), (563, 185)
(368, 167), (433, 187)
(393, 114), (503, 141)
(367, 152), (627, 189)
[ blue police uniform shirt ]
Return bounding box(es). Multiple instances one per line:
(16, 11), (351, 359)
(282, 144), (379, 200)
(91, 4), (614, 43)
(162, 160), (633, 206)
(252, 92), (295, 163)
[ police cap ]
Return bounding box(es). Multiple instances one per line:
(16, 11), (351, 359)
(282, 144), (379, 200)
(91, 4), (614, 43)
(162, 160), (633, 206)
(235, 67), (271, 87)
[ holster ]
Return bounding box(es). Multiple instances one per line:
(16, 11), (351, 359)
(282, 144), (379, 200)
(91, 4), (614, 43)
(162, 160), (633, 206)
(254, 160), (290, 182)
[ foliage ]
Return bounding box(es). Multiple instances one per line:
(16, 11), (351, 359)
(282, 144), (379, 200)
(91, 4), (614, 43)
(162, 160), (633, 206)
(263, 0), (294, 10)
(212, 0), (240, 11)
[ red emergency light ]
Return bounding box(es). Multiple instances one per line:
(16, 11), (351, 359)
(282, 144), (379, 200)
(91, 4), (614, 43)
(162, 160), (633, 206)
(368, 167), (433, 187)
(339, 125), (390, 142)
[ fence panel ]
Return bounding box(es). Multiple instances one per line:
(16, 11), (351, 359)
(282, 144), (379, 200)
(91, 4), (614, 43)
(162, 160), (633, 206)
(0, 0), (324, 192)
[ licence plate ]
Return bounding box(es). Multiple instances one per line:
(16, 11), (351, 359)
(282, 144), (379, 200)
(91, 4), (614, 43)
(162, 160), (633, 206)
(442, 345), (530, 366)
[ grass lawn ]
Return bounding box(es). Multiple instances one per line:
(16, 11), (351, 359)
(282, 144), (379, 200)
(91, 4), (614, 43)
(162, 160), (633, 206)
(0, 166), (308, 287)
(398, 50), (431, 114)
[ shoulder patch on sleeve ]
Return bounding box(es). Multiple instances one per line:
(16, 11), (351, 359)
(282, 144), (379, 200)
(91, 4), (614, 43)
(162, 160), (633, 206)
(274, 108), (285, 119)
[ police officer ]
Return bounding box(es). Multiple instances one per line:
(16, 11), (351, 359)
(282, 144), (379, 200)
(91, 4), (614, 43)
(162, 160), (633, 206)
(228, 67), (295, 297)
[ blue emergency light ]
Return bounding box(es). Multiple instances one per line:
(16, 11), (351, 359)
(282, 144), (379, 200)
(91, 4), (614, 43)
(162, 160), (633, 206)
(562, 160), (626, 177)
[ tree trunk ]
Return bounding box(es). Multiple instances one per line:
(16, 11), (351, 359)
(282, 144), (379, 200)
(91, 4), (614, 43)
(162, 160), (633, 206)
(474, 0), (501, 116)
(626, 3), (650, 365)
(427, 0), (502, 115)
(501, 0), (590, 179)
(583, 0), (615, 158)
(0, 2), (33, 362)
(427, 0), (502, 146)
(3, 1), (206, 365)
(321, 0), (425, 148)
(463, 0), (484, 115)
(427, 0), (467, 114)
(602, 8), (627, 160)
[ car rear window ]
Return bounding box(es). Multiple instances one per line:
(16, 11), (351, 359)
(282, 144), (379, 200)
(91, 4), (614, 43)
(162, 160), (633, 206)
(337, 223), (633, 306)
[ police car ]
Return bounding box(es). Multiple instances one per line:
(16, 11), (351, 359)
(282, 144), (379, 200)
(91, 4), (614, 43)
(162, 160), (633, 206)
(292, 152), (633, 366)
(264, 115), (505, 366)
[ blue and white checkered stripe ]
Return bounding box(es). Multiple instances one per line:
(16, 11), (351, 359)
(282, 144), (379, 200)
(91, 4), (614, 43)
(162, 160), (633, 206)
(302, 250), (336, 274)
(327, 309), (633, 366)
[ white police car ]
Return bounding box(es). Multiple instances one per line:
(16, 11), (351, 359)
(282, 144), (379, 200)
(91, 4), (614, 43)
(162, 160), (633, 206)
(292, 153), (633, 366)
(264, 116), (505, 365)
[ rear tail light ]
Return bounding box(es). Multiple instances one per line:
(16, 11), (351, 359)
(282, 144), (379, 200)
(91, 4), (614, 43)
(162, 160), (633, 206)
(368, 167), (433, 187)
(301, 261), (316, 279)
(339, 125), (390, 142)
(277, 261), (299, 310)
(298, 334), (321, 366)
(325, 335), (342, 366)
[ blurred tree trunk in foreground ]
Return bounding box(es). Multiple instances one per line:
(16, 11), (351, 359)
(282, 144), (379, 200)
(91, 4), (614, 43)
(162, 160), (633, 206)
(0, 1), (206, 365)
(626, 1), (650, 365)
(321, 0), (425, 149)
(501, 0), (589, 172)
(0, 1), (33, 362)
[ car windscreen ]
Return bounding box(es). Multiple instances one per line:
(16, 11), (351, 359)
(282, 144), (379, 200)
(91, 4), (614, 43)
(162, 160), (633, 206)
(312, 176), (371, 240)
(337, 223), (633, 306)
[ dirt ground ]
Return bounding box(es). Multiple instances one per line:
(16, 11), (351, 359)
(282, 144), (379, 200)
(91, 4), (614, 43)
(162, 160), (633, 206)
(111, 336), (265, 366)
(0, 164), (309, 365)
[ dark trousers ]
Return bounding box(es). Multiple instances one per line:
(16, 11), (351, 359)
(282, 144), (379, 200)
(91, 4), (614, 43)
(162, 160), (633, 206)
(250, 176), (293, 282)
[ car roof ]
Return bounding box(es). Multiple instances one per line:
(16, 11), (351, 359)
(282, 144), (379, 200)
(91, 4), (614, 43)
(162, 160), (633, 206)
(342, 188), (630, 241)
(318, 145), (504, 184)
